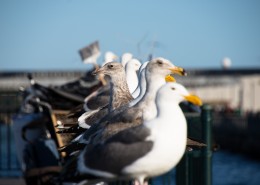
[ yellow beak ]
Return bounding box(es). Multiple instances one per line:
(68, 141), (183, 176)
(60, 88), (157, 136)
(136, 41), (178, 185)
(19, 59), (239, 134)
(184, 94), (203, 106)
(165, 75), (176, 82)
(169, 66), (187, 76)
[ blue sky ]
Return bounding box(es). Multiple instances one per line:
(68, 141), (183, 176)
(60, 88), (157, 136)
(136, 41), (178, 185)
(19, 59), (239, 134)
(0, 0), (260, 71)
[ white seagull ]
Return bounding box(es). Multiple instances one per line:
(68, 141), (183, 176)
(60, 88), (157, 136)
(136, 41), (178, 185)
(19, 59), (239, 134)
(73, 82), (202, 185)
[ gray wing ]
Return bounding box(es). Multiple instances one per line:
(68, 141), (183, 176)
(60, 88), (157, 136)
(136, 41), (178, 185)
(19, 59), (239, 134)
(82, 105), (109, 127)
(109, 106), (142, 123)
(82, 126), (153, 175)
(86, 85), (110, 110)
(83, 106), (143, 144)
(187, 138), (206, 148)
(105, 125), (151, 144)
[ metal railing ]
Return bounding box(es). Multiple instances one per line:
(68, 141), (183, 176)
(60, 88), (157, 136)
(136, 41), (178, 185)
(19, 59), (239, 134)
(176, 105), (212, 185)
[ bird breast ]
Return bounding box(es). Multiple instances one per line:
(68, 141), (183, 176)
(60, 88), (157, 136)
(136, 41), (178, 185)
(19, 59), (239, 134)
(122, 119), (187, 178)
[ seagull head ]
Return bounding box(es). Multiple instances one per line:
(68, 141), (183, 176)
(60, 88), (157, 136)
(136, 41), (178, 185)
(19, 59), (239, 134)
(93, 62), (125, 78)
(146, 57), (187, 79)
(157, 82), (202, 106)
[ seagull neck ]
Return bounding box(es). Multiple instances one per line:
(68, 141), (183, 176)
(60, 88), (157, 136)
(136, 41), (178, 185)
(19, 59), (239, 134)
(129, 70), (146, 106)
(125, 67), (138, 94)
(109, 75), (132, 112)
(110, 74), (130, 93)
(137, 75), (165, 108)
(156, 100), (183, 120)
(148, 97), (187, 148)
(136, 69), (146, 99)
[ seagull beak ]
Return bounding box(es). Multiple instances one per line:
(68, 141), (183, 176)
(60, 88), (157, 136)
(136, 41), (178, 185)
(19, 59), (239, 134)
(169, 66), (187, 76)
(165, 75), (176, 82)
(184, 94), (203, 106)
(92, 68), (104, 75)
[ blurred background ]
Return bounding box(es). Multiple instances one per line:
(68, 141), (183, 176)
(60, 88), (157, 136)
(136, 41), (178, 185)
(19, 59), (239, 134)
(1, 0), (260, 185)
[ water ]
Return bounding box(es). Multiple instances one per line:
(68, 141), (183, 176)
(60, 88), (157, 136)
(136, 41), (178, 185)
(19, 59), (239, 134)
(152, 150), (260, 185)
(0, 124), (22, 177)
(213, 151), (260, 185)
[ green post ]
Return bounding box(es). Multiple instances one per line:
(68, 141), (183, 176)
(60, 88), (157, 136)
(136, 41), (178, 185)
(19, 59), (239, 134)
(201, 105), (212, 185)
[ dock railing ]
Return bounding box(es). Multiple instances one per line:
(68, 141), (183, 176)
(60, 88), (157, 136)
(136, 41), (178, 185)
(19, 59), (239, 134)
(176, 105), (212, 185)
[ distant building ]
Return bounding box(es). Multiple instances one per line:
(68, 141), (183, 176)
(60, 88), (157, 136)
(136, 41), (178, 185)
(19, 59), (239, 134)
(1, 69), (260, 112)
(176, 69), (260, 113)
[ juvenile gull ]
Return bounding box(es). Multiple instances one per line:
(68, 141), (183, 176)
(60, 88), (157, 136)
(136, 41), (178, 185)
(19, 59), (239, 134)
(61, 83), (202, 185)
(93, 62), (133, 112)
(81, 51), (118, 110)
(58, 62), (134, 151)
(61, 59), (141, 136)
(67, 58), (140, 120)
(66, 51), (117, 118)
(78, 61), (134, 128)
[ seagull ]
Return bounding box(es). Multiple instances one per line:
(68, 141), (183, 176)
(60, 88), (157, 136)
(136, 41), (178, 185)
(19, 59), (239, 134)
(61, 58), (140, 134)
(67, 62), (133, 129)
(67, 58), (141, 119)
(84, 58), (141, 110)
(92, 62), (133, 112)
(61, 82), (202, 185)
(76, 61), (134, 129)
(58, 62), (135, 151)
(65, 51), (118, 118)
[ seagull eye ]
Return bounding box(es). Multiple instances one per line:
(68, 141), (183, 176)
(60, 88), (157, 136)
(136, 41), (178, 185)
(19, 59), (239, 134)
(171, 87), (175, 90)
(109, 64), (114, 68)
(157, 60), (163, 65)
